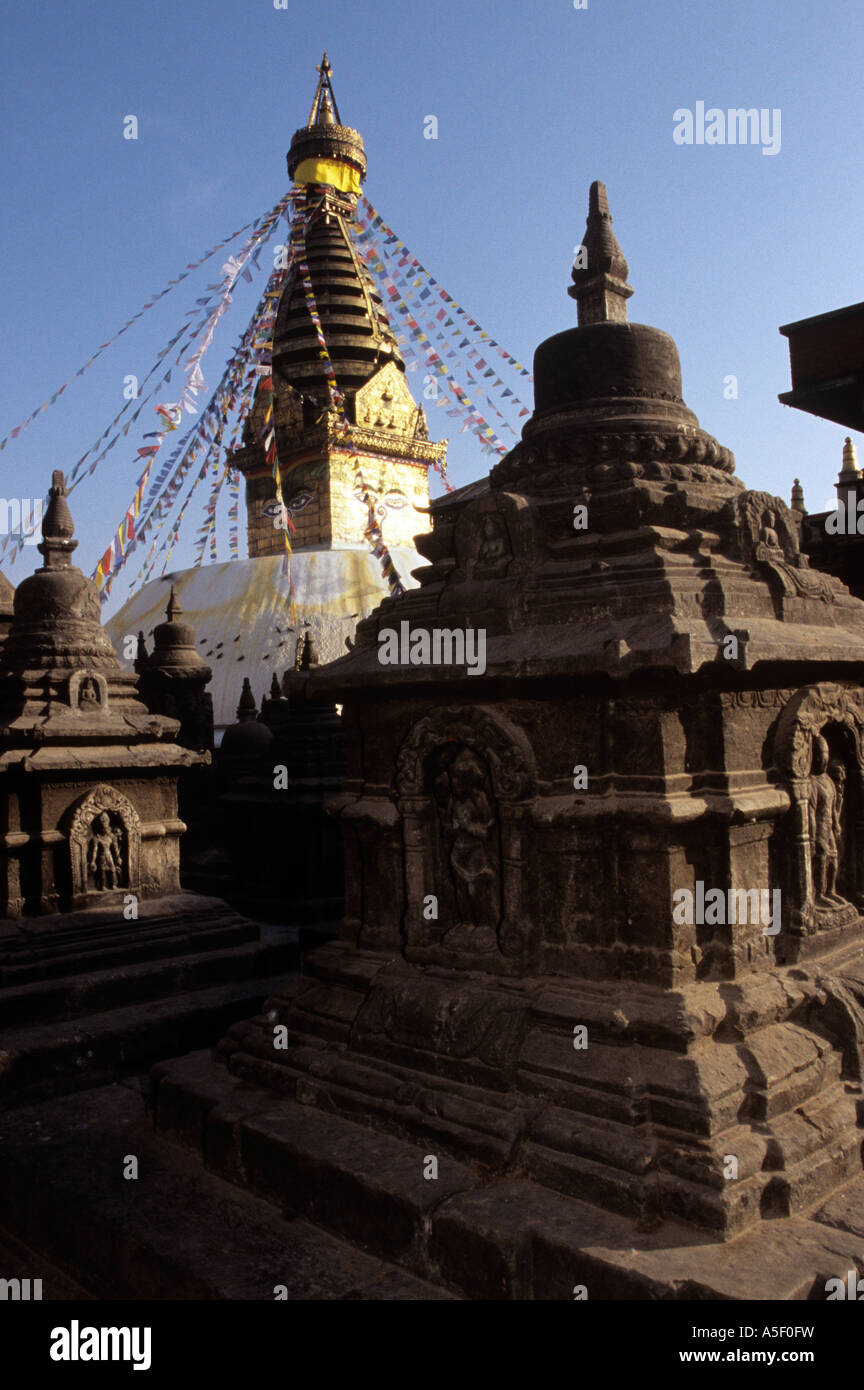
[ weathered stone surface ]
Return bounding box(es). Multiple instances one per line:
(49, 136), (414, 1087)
(0, 481), (299, 1108)
(0, 1084), (459, 1299)
(171, 181), (864, 1280)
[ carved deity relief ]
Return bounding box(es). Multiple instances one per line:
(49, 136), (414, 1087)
(355, 362), (422, 438)
(775, 684), (864, 934)
(474, 513), (511, 578)
(808, 736), (845, 908)
(430, 744), (501, 953)
(86, 811), (126, 892)
(68, 671), (107, 712)
(733, 490), (835, 601)
(78, 677), (100, 708)
(67, 784), (141, 903)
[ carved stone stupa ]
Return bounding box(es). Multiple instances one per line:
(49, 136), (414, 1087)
(156, 187), (864, 1298)
(0, 473), (203, 918)
(0, 474), (290, 1103)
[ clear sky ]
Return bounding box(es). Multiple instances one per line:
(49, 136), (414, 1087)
(1, 0), (861, 615)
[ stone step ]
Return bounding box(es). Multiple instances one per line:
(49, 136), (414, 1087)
(0, 932), (297, 1028)
(0, 1084), (458, 1300)
(0, 1227), (95, 1300)
(0, 895), (260, 989)
(152, 1050), (864, 1300)
(0, 973), (298, 1109)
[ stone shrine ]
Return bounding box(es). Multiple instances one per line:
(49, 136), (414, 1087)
(790, 437), (864, 603)
(0, 473), (294, 1106)
(106, 56), (446, 735)
(153, 184), (864, 1298)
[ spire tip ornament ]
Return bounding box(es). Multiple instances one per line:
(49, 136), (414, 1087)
(569, 180), (634, 327)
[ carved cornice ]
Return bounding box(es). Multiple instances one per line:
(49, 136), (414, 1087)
(491, 426), (736, 493)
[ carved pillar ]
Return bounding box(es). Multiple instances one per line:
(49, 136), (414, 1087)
(499, 801), (531, 958)
(399, 795), (434, 952)
(790, 777), (813, 925)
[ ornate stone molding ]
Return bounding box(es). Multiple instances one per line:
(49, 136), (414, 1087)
(775, 683), (864, 779)
(396, 705), (536, 801)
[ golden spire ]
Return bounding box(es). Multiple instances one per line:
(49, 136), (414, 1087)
(308, 52), (342, 126)
(287, 53), (366, 186)
(840, 435), (860, 480)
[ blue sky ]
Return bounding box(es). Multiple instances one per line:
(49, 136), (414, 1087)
(1, 0), (861, 614)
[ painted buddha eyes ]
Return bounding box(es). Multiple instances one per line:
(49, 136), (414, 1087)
(263, 490), (314, 526)
(287, 490), (313, 512)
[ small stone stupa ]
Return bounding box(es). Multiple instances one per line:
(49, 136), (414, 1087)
(156, 186), (864, 1299)
(0, 473), (291, 1103)
(793, 437), (864, 601)
(192, 634), (346, 925)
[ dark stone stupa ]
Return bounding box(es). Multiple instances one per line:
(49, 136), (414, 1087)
(0, 474), (292, 1104)
(154, 185), (864, 1298)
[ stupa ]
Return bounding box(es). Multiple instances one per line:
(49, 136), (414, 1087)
(106, 56), (446, 736)
(154, 184), (864, 1297)
(790, 438), (864, 602)
(0, 473), (293, 1104)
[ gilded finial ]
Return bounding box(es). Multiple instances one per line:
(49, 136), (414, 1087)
(308, 51), (342, 126)
(840, 436), (860, 480)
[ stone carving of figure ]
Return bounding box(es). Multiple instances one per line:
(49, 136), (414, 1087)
(87, 811), (122, 891)
(808, 736), (845, 907)
(439, 747), (499, 946)
(475, 514), (510, 576)
(79, 677), (99, 708)
(759, 509), (781, 552)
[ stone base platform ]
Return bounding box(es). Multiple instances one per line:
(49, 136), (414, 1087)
(148, 1049), (864, 1300)
(0, 1084), (457, 1300)
(0, 893), (298, 1108)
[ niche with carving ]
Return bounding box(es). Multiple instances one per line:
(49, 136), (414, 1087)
(774, 683), (864, 936)
(66, 785), (141, 906)
(396, 705), (536, 964)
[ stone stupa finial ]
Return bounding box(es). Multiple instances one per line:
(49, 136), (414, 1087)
(38, 469), (77, 569)
(840, 436), (860, 481)
(165, 585), (182, 622)
(296, 631), (320, 672)
(569, 181), (634, 327)
(236, 677), (257, 722)
(791, 478), (806, 513)
(134, 631), (149, 673)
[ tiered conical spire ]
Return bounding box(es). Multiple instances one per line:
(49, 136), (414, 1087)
(276, 55), (401, 408)
(840, 435), (860, 481)
(569, 181), (634, 326)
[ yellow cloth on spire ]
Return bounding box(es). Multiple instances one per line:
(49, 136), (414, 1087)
(293, 157), (361, 194)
